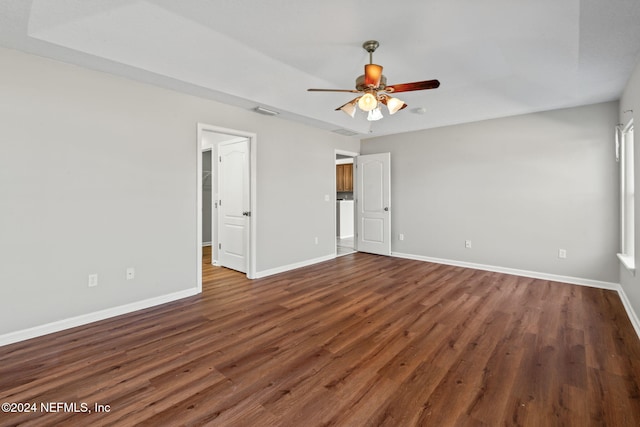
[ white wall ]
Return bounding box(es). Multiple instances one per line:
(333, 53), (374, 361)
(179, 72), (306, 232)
(0, 46), (358, 340)
(620, 58), (640, 319)
(362, 101), (620, 283)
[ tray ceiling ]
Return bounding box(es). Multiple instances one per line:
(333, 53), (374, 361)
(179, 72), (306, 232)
(1, 0), (640, 137)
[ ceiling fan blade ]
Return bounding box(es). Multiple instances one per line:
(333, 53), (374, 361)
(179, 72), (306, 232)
(308, 88), (360, 93)
(385, 79), (440, 93)
(364, 64), (383, 88)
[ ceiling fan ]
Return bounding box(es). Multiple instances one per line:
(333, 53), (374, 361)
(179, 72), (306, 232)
(308, 40), (440, 121)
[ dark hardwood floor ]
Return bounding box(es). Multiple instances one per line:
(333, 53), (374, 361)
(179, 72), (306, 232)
(1, 249), (640, 426)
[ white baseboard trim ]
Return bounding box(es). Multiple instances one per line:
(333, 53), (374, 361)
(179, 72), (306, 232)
(615, 285), (640, 339)
(392, 252), (619, 290)
(0, 288), (200, 348)
(4, 253), (639, 347)
(255, 254), (336, 279)
(202, 242), (212, 247)
(392, 252), (640, 339)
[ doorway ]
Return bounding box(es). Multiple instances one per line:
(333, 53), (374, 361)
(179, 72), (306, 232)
(197, 124), (257, 291)
(335, 149), (358, 256)
(334, 149), (392, 258)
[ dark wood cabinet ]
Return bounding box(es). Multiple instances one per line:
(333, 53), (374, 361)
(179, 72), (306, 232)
(336, 163), (353, 192)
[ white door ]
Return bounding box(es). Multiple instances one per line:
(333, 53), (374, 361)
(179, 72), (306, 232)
(356, 152), (391, 255)
(218, 139), (250, 272)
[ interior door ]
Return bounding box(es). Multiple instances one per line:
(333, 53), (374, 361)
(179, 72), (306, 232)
(218, 139), (249, 272)
(355, 152), (391, 255)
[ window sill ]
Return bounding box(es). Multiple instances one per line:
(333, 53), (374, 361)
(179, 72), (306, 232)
(617, 253), (636, 275)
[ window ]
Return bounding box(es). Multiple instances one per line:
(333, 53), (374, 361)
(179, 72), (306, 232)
(618, 118), (635, 273)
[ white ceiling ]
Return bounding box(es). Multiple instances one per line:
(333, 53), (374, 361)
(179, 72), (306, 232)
(1, 0), (640, 138)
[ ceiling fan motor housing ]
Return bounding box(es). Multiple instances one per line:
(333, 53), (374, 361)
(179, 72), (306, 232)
(356, 74), (386, 91)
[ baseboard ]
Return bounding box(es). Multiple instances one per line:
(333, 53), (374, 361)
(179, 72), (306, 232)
(4, 254), (638, 347)
(255, 254), (336, 278)
(0, 288), (200, 348)
(391, 252), (619, 290)
(202, 242), (212, 247)
(615, 285), (640, 339)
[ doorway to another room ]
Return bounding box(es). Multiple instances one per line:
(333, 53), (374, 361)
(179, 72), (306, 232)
(197, 124), (257, 292)
(336, 150), (357, 256)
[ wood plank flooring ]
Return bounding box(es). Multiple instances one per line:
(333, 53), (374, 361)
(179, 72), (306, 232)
(1, 250), (640, 426)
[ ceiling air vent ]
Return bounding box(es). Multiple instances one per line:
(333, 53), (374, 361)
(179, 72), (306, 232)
(253, 106), (279, 116)
(332, 128), (360, 137)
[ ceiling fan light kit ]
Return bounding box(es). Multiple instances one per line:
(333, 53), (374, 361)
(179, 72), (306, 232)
(367, 108), (384, 121)
(358, 92), (378, 112)
(338, 100), (357, 118)
(308, 40), (439, 121)
(379, 94), (407, 115)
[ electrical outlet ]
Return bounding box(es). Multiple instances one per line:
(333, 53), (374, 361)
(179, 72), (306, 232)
(314, 236), (319, 245)
(126, 267), (135, 280)
(399, 233), (404, 241)
(465, 240), (472, 249)
(558, 249), (567, 259)
(88, 274), (98, 287)
(324, 194), (330, 202)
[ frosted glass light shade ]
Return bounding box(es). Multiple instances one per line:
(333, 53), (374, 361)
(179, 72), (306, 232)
(386, 96), (406, 114)
(339, 101), (357, 118)
(367, 108), (383, 121)
(358, 92), (378, 112)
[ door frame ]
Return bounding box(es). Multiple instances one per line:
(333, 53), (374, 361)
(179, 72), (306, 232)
(197, 123), (257, 290)
(334, 149), (360, 256)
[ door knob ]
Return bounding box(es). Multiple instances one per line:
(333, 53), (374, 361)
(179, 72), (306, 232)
(384, 207), (389, 211)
